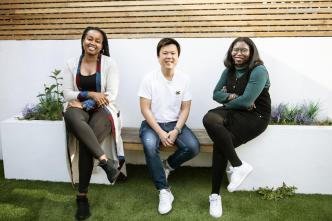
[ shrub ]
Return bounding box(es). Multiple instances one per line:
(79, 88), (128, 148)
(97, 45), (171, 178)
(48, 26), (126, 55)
(256, 182), (297, 201)
(270, 101), (331, 125)
(20, 69), (64, 121)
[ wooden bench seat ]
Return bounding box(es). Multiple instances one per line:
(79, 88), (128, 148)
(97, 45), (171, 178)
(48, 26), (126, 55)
(122, 127), (213, 152)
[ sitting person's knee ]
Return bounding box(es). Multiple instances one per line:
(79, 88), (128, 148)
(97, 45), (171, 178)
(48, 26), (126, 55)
(191, 140), (200, 156)
(202, 112), (214, 127)
(141, 137), (159, 156)
(64, 108), (76, 122)
(190, 144), (200, 157)
(203, 112), (224, 128)
(182, 139), (200, 157)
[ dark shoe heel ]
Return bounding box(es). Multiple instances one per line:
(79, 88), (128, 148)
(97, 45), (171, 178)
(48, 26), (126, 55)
(75, 195), (91, 220)
(99, 159), (120, 185)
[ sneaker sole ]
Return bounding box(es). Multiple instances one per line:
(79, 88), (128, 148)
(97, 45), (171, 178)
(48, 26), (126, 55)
(210, 212), (222, 218)
(227, 167), (253, 192)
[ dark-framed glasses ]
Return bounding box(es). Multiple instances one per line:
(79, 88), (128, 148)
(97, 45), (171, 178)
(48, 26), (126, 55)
(232, 48), (249, 54)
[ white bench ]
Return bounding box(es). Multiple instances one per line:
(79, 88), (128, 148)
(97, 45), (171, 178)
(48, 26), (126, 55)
(1, 118), (332, 194)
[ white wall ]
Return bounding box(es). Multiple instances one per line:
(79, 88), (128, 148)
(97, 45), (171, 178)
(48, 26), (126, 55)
(1, 38), (332, 159)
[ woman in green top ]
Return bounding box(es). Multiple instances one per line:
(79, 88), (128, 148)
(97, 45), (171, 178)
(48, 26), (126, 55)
(203, 37), (271, 218)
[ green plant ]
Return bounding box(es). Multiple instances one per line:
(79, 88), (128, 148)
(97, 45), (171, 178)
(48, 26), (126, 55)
(20, 69), (64, 121)
(306, 101), (320, 120)
(270, 101), (331, 125)
(256, 182), (297, 201)
(318, 118), (332, 126)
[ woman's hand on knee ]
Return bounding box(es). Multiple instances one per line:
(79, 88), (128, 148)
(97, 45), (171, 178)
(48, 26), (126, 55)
(68, 100), (83, 109)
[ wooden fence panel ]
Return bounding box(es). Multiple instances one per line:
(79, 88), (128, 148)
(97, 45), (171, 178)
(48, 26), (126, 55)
(0, 0), (331, 40)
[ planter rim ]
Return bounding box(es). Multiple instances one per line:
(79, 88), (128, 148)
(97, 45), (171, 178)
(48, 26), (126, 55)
(1, 116), (64, 124)
(268, 124), (332, 129)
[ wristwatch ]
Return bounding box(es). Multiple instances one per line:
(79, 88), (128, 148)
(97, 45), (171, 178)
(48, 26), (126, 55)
(174, 127), (182, 134)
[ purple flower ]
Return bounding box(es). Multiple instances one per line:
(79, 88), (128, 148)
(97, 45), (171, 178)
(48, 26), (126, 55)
(294, 104), (315, 125)
(22, 104), (38, 119)
(271, 103), (287, 123)
(271, 102), (320, 125)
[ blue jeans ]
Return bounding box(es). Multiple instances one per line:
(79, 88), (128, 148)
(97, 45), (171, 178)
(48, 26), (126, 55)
(139, 120), (200, 190)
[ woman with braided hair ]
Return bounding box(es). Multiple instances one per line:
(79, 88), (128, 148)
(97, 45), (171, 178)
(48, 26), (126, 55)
(63, 27), (125, 220)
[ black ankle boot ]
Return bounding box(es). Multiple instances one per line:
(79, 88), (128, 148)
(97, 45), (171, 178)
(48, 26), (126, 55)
(75, 195), (91, 220)
(98, 159), (120, 184)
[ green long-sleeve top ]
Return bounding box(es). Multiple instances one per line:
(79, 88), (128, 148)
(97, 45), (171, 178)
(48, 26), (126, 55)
(213, 65), (270, 109)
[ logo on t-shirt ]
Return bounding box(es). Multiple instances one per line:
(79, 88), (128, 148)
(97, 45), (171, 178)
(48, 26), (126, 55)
(176, 91), (181, 95)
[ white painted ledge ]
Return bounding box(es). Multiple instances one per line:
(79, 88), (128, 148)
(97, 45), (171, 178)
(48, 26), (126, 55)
(1, 118), (332, 194)
(236, 125), (332, 194)
(123, 125), (332, 194)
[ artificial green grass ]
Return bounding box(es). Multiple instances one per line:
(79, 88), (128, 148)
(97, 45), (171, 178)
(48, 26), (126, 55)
(0, 160), (332, 221)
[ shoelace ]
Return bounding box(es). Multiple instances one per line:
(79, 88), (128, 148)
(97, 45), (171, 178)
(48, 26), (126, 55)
(210, 196), (220, 206)
(160, 192), (170, 205)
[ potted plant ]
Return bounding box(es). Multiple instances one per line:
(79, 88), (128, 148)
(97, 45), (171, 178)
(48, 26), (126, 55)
(0, 69), (69, 182)
(20, 69), (64, 121)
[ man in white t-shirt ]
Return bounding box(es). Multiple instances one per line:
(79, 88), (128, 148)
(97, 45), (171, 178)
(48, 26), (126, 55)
(138, 38), (200, 215)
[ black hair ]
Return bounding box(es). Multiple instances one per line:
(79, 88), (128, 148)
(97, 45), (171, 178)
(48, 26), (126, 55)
(81, 26), (110, 57)
(157, 38), (181, 56)
(224, 37), (263, 72)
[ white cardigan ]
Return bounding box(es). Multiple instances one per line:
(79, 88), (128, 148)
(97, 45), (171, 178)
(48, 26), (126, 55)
(63, 54), (125, 184)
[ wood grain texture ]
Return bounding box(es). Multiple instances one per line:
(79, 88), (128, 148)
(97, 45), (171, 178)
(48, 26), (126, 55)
(1, 0), (331, 39)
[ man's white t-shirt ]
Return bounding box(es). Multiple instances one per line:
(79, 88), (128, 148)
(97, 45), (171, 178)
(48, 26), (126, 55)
(138, 69), (192, 123)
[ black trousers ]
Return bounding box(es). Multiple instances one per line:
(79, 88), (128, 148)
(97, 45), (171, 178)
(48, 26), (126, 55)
(64, 107), (111, 193)
(203, 107), (269, 194)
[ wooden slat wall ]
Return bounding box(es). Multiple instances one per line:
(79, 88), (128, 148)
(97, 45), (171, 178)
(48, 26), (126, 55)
(0, 0), (331, 40)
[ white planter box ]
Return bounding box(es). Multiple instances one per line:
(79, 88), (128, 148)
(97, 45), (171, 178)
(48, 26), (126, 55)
(0, 117), (111, 184)
(236, 125), (332, 195)
(1, 118), (69, 182)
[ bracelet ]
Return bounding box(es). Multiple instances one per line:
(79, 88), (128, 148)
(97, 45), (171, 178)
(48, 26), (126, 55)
(174, 127), (182, 134)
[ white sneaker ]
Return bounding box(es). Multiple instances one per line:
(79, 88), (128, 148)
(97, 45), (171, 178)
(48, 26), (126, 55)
(209, 194), (222, 218)
(227, 161), (253, 192)
(158, 189), (174, 214)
